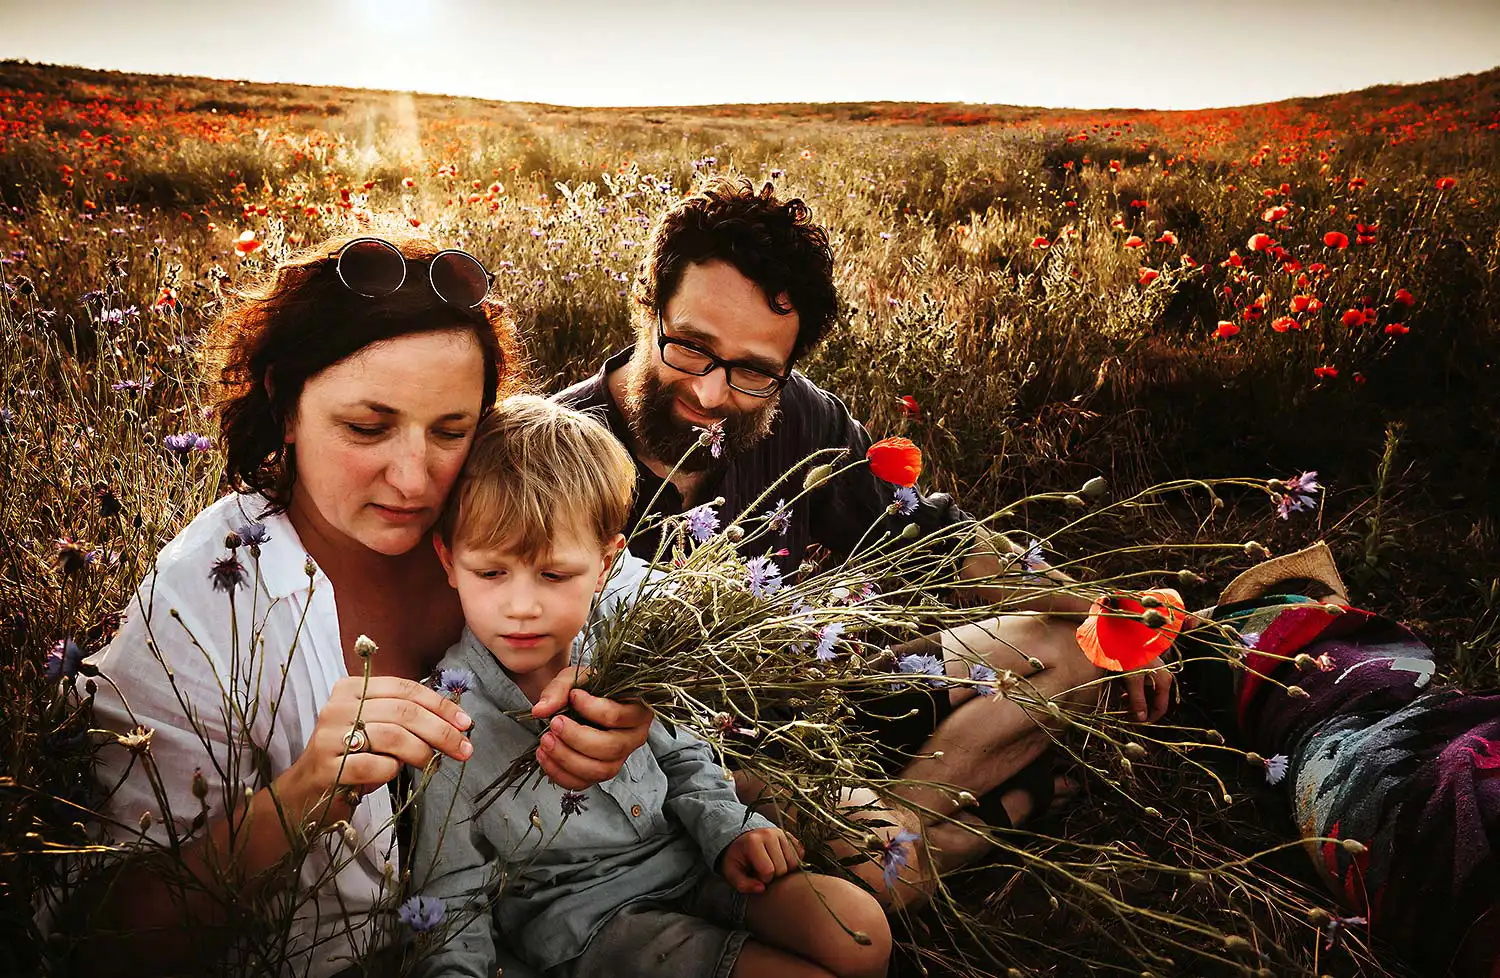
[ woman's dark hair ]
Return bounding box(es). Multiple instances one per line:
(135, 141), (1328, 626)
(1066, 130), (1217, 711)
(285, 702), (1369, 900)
(635, 178), (838, 364)
(211, 233), (524, 511)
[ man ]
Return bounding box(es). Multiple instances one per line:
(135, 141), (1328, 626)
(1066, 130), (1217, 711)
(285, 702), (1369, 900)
(555, 178), (1172, 905)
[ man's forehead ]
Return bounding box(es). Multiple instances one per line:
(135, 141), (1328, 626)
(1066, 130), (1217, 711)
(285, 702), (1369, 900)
(666, 262), (798, 363)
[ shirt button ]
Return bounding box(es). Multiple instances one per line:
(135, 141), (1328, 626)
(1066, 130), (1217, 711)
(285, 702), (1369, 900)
(631, 805), (642, 817)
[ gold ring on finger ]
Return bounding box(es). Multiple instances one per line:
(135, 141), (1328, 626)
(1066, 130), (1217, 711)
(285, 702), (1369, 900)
(343, 725), (369, 754)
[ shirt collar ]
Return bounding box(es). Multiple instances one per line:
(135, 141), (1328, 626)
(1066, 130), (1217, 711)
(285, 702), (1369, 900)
(225, 494), (328, 601)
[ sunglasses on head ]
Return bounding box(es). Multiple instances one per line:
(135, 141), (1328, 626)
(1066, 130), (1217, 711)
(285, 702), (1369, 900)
(335, 237), (495, 309)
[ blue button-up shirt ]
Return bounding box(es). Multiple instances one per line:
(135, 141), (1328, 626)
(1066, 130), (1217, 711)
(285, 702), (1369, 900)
(409, 626), (774, 976)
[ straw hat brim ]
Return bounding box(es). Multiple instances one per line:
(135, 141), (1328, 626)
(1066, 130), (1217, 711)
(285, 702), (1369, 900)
(1217, 541), (1350, 606)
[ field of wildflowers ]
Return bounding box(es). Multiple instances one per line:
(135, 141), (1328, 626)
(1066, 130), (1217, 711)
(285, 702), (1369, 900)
(2, 59), (1498, 976)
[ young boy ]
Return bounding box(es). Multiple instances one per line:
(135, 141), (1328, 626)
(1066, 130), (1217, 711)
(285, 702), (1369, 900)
(411, 395), (891, 978)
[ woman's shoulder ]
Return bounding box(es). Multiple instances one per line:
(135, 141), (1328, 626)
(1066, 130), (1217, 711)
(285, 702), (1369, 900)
(139, 493), (309, 605)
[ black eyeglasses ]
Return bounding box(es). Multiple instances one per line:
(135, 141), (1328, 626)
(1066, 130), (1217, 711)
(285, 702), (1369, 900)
(335, 237), (495, 309)
(655, 313), (791, 398)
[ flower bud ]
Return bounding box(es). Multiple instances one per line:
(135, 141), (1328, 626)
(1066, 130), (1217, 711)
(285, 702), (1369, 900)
(1119, 757), (1133, 775)
(1080, 476), (1108, 500)
(1293, 653), (1315, 669)
(138, 810), (154, 832)
(1188, 871), (1207, 884)
(1322, 603), (1345, 615)
(1244, 541), (1270, 560)
(1143, 806), (1161, 818)
(1142, 609), (1168, 628)
(1340, 838), (1367, 855)
(1221, 793), (1234, 805)
(304, 556), (318, 578)
(1223, 936), (1252, 952)
(343, 824), (359, 849)
(1140, 595), (1163, 609)
(354, 634), (378, 658)
(191, 768), (208, 801)
(803, 465), (835, 490)
(1210, 495), (1224, 509)
(1124, 742), (1147, 758)
(955, 790), (977, 807)
(1306, 908), (1332, 927)
(1286, 685), (1310, 699)
(899, 523), (919, 539)
(725, 525), (744, 542)
(224, 532), (242, 550)
(1063, 493), (1086, 509)
(1177, 568), (1205, 586)
(1245, 751), (1264, 766)
(1026, 656), (1044, 671)
(851, 931), (873, 946)
(1206, 729), (1225, 745)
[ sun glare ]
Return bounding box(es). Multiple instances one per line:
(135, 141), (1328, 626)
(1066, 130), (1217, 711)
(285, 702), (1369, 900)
(357, 0), (429, 34)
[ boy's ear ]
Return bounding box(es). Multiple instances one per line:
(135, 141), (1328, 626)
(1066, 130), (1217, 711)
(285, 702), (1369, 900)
(433, 533), (458, 588)
(595, 533), (627, 592)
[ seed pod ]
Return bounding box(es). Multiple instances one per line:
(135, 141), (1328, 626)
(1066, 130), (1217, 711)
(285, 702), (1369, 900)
(1223, 935), (1252, 952)
(1080, 476), (1108, 500)
(1286, 685), (1310, 699)
(1341, 838), (1367, 855)
(803, 464), (835, 490)
(1063, 493), (1086, 509)
(191, 768), (208, 801)
(354, 635), (378, 658)
(1177, 568), (1205, 586)
(1124, 742), (1147, 758)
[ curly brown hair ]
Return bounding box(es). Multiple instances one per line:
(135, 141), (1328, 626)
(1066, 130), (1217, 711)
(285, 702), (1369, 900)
(635, 178), (837, 363)
(208, 234), (524, 512)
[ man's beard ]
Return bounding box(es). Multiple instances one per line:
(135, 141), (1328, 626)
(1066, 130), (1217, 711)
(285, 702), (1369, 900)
(622, 365), (780, 474)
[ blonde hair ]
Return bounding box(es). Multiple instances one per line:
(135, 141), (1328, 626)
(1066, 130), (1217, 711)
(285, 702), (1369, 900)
(438, 394), (636, 559)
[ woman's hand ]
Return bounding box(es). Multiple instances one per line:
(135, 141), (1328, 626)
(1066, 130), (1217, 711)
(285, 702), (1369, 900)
(531, 666), (652, 790)
(277, 676), (474, 826)
(1120, 656), (1174, 723)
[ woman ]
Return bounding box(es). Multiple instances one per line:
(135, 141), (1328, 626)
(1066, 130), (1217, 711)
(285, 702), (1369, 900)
(77, 235), (653, 977)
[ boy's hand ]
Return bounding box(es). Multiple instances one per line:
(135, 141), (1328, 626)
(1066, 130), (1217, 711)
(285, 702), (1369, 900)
(721, 827), (803, 894)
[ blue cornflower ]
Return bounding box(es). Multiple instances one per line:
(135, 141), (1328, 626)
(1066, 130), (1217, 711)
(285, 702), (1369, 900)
(892, 485), (918, 516)
(435, 669), (474, 697)
(762, 499), (791, 536)
(45, 638), (85, 683)
(111, 378), (153, 393)
(397, 894), (445, 932)
(693, 420), (725, 459)
(234, 521), (270, 547)
(1276, 470), (1320, 520)
(684, 504), (720, 544)
(897, 652), (947, 687)
(1019, 537), (1047, 574)
(163, 432), (201, 455)
(1264, 754), (1289, 785)
(879, 829), (921, 890)
(814, 622), (845, 662)
(745, 556), (783, 598)
(209, 554), (247, 593)
(560, 790), (589, 816)
(0, 406), (12, 435)
(969, 663), (998, 696)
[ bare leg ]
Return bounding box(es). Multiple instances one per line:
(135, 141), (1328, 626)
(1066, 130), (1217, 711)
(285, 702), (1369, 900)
(737, 872), (891, 978)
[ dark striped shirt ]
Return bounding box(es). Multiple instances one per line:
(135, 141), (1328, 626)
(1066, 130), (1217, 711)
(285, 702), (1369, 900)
(553, 348), (971, 575)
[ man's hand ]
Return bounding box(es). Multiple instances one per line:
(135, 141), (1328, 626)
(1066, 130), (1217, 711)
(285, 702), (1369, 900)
(1120, 656), (1174, 723)
(531, 666), (652, 790)
(720, 827), (803, 894)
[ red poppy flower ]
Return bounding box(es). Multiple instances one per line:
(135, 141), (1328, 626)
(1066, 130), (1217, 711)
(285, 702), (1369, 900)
(1313, 365), (1339, 378)
(1261, 205), (1288, 222)
(1394, 288), (1415, 306)
(898, 395), (921, 419)
(1030, 236), (1050, 248)
(1340, 308), (1365, 328)
(1214, 321), (1240, 339)
(1109, 159), (1122, 173)
(1290, 295), (1314, 313)
(1271, 316), (1299, 332)
(1323, 231), (1349, 249)
(234, 230), (262, 256)
(1384, 323), (1409, 335)
(1076, 589), (1186, 672)
(1348, 177), (1367, 190)
(1122, 235), (1144, 249)
(1247, 233), (1274, 252)
(1435, 177), (1457, 191)
(866, 437), (922, 487)
(1307, 262), (1328, 275)
(1243, 302), (1265, 322)
(402, 177), (415, 189)
(1156, 231), (1178, 245)
(1138, 268), (1160, 285)
(1222, 252), (1244, 269)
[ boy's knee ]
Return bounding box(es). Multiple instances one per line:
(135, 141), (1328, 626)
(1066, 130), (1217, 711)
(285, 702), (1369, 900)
(816, 880), (892, 976)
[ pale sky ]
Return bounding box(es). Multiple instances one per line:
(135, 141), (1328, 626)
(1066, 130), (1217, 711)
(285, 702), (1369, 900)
(1, 0), (1497, 110)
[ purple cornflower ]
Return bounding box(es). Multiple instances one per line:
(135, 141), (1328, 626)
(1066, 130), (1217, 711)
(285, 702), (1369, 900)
(234, 521), (269, 547)
(897, 652), (947, 688)
(694, 420), (725, 459)
(163, 432), (201, 455)
(762, 499), (791, 536)
(1019, 538), (1047, 574)
(111, 378), (153, 393)
(45, 638), (85, 683)
(878, 829), (921, 890)
(892, 485), (918, 516)
(0, 406), (12, 435)
(684, 504), (720, 544)
(745, 556), (783, 598)
(1323, 914), (1367, 950)
(969, 663), (998, 696)
(209, 554), (247, 593)
(560, 790), (589, 817)
(1264, 754), (1290, 785)
(813, 622), (845, 662)
(397, 894), (445, 932)
(1276, 470), (1320, 520)
(435, 669), (474, 697)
